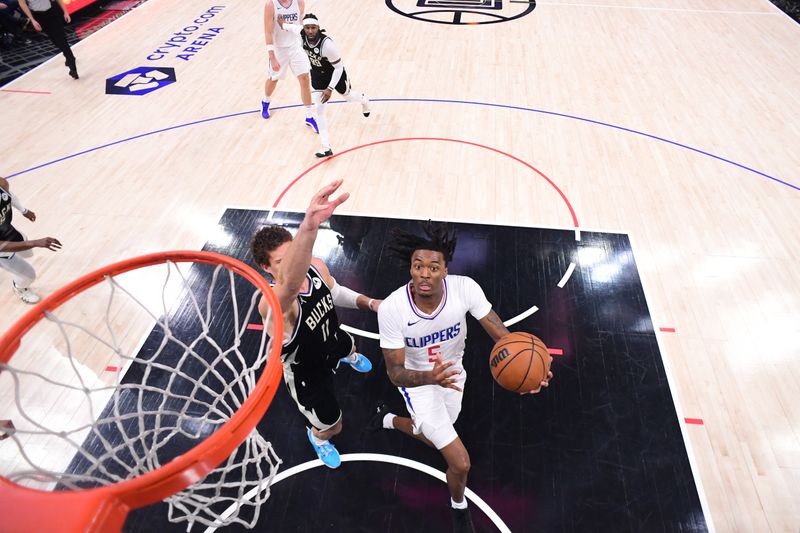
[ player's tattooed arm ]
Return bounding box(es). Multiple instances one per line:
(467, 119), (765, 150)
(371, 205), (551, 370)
(478, 309), (511, 342)
(382, 347), (463, 391)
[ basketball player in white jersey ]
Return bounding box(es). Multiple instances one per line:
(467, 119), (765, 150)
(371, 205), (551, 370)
(251, 179), (382, 468)
(0, 176), (61, 304)
(278, 13), (371, 158)
(261, 0), (318, 133)
(375, 222), (552, 533)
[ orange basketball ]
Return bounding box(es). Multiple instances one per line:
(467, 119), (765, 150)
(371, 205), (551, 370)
(489, 332), (551, 393)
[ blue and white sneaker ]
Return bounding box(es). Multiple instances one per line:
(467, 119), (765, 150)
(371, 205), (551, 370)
(305, 116), (319, 133)
(339, 353), (372, 373)
(307, 428), (341, 469)
(261, 100), (270, 119)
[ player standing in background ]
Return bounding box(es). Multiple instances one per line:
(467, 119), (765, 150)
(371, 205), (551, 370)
(279, 13), (371, 158)
(261, 0), (318, 134)
(0, 176), (62, 304)
(251, 180), (382, 468)
(374, 221), (551, 532)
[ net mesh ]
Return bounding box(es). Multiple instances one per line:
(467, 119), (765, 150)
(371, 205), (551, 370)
(0, 258), (282, 530)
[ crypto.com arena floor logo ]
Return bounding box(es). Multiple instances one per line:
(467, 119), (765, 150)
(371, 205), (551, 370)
(386, 0), (535, 25)
(105, 67), (177, 96)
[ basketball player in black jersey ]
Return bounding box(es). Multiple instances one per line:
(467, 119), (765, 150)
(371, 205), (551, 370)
(251, 179), (381, 468)
(278, 13), (371, 158)
(0, 176), (61, 304)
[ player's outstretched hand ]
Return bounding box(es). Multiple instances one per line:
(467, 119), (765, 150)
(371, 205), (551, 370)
(23, 210), (36, 222)
(520, 370), (553, 395)
(35, 237), (62, 251)
(304, 179), (349, 229)
(431, 359), (462, 392)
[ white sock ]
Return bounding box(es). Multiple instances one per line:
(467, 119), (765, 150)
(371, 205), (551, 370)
(342, 91), (364, 103)
(382, 413), (396, 429)
(310, 431), (328, 446)
(305, 105), (313, 118)
(262, 96), (270, 103)
(451, 498), (468, 510)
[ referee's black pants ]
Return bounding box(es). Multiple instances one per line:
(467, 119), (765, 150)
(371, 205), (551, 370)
(32, 6), (75, 67)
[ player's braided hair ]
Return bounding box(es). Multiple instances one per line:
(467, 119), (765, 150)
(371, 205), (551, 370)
(387, 221), (457, 266)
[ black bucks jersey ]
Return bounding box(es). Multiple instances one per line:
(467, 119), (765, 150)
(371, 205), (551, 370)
(302, 34), (349, 93)
(0, 186), (23, 242)
(281, 265), (350, 370)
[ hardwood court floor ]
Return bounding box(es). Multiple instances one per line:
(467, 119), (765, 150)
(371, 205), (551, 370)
(1, 1), (798, 531)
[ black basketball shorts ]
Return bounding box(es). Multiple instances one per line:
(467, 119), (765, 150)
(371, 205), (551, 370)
(282, 329), (355, 431)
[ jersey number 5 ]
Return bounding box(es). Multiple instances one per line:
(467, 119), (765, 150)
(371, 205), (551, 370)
(428, 345), (441, 363)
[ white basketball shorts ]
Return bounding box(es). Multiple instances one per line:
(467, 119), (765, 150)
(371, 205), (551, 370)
(268, 44), (310, 80)
(397, 370), (467, 450)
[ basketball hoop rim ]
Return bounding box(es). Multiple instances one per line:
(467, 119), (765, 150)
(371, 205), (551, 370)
(0, 250), (284, 517)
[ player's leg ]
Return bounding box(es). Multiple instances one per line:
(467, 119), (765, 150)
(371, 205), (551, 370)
(440, 437), (476, 533)
(262, 47), (290, 119)
(286, 46), (316, 131)
(311, 90), (333, 157)
(336, 72), (370, 117)
(334, 329), (372, 372)
(282, 359), (343, 468)
(373, 385), (449, 449)
(438, 373), (475, 531)
(262, 78), (278, 119)
(387, 413), (435, 447)
(298, 73), (317, 132)
(0, 253), (39, 304)
(440, 437), (470, 503)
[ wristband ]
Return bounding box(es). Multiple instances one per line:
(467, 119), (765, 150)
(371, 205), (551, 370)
(367, 299), (375, 312)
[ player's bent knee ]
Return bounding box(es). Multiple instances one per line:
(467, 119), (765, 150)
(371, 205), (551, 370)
(446, 456), (470, 477)
(423, 422), (458, 451)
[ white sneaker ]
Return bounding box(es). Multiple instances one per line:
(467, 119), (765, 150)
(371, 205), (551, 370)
(361, 96), (371, 117)
(13, 283), (41, 304)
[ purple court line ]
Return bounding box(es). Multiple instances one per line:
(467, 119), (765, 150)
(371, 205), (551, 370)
(6, 98), (796, 192)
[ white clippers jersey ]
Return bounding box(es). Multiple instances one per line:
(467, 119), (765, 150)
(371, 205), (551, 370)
(378, 275), (492, 372)
(271, 0), (302, 48)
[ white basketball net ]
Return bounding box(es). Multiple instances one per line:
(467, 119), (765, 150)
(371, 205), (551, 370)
(0, 259), (282, 530)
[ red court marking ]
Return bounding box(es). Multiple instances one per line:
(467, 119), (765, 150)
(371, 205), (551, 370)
(548, 348), (564, 356)
(1, 89), (51, 95)
(659, 327), (676, 333)
(247, 324), (264, 331)
(105, 366), (120, 372)
(273, 137), (580, 229)
(684, 418), (704, 425)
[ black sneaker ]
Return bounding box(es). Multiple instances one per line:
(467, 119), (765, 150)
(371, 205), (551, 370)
(369, 402), (390, 431)
(66, 60), (78, 79)
(315, 148), (333, 158)
(450, 507), (475, 533)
